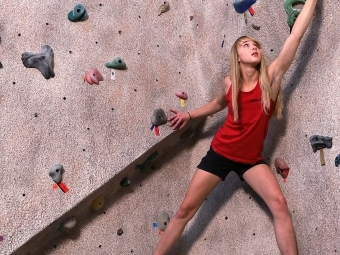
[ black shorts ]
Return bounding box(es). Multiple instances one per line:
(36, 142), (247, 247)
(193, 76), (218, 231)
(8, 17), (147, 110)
(197, 147), (266, 181)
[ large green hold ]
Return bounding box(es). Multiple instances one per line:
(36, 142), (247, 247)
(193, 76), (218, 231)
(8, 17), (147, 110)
(68, 4), (88, 22)
(105, 57), (127, 70)
(284, 0), (306, 29)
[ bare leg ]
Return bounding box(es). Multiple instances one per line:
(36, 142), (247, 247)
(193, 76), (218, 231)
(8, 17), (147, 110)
(242, 164), (298, 255)
(153, 169), (221, 255)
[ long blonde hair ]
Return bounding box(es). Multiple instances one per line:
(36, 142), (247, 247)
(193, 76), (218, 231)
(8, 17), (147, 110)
(230, 36), (283, 122)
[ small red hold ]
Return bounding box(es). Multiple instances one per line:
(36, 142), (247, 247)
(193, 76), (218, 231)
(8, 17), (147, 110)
(248, 7), (255, 16)
(274, 158), (290, 182)
(175, 90), (188, 100)
(84, 67), (103, 85)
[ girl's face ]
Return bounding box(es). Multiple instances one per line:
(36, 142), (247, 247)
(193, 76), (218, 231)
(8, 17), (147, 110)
(236, 39), (261, 66)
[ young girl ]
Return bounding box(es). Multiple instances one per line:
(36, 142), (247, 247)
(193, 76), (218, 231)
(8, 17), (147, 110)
(153, 0), (317, 254)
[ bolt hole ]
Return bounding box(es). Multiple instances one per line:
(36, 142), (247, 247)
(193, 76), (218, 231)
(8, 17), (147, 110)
(69, 51), (72, 54)
(164, 222), (167, 226)
(77, 9), (81, 13)
(22, 194), (25, 197)
(118, 60), (122, 63)
(13, 82), (16, 85)
(46, 23), (49, 25)
(63, 97), (66, 100)
(18, 33), (21, 36)
(99, 245), (102, 248)
(56, 169), (59, 173)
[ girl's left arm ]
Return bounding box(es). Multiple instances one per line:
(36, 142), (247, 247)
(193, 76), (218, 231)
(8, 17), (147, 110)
(269, 0), (317, 81)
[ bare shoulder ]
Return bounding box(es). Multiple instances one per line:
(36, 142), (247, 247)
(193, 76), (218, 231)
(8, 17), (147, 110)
(223, 75), (232, 94)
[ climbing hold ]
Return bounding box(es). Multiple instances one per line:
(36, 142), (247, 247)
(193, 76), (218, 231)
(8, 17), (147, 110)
(91, 194), (105, 211)
(158, 1), (170, 16)
(335, 154), (340, 167)
(284, 0), (306, 31)
(117, 228), (124, 236)
(274, 158), (290, 183)
(151, 108), (167, 127)
(49, 164), (65, 184)
(190, 15), (194, 20)
(21, 45), (55, 79)
(252, 23), (260, 30)
(152, 222), (158, 228)
(0, 62), (3, 68)
(120, 177), (131, 187)
(175, 91), (188, 107)
(233, 0), (256, 14)
(309, 135), (333, 166)
(105, 57), (127, 70)
(84, 67), (103, 85)
(49, 164), (69, 193)
(156, 211), (170, 231)
(135, 151), (159, 173)
(0, 236), (3, 242)
(180, 127), (195, 140)
(175, 91), (188, 100)
(62, 217), (77, 231)
(68, 3), (88, 22)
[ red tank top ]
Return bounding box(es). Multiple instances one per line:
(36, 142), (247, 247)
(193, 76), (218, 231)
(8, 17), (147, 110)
(211, 80), (275, 164)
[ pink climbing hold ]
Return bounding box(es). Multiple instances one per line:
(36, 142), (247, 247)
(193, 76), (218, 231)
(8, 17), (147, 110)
(274, 158), (290, 183)
(84, 67), (103, 85)
(175, 90), (188, 100)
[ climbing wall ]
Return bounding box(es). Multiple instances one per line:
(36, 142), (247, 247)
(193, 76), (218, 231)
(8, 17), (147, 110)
(0, 0), (339, 254)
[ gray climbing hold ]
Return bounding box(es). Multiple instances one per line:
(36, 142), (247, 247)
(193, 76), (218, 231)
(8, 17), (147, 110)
(49, 164), (65, 184)
(21, 45), (55, 79)
(158, 1), (170, 16)
(335, 154), (340, 167)
(62, 217), (76, 231)
(68, 3), (88, 22)
(151, 108), (167, 126)
(105, 57), (127, 70)
(156, 211), (170, 231)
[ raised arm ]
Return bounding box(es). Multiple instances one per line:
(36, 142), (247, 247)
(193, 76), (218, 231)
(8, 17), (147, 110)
(269, 0), (317, 80)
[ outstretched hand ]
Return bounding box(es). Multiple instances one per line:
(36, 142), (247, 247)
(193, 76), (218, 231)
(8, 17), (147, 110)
(168, 109), (190, 130)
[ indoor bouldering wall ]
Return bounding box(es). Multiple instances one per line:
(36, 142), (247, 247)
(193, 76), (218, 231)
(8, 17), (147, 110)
(0, 0), (339, 255)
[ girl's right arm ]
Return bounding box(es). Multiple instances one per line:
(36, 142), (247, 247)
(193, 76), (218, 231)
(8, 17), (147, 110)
(168, 76), (230, 130)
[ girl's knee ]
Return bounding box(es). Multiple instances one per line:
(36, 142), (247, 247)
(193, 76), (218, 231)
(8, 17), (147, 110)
(175, 201), (197, 221)
(270, 195), (288, 215)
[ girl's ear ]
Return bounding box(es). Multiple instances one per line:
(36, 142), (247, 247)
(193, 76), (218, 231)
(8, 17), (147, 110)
(237, 56), (240, 62)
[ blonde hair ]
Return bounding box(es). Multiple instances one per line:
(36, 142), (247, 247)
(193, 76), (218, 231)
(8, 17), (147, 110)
(230, 36), (283, 122)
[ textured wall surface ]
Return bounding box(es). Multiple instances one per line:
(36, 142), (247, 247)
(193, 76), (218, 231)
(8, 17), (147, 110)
(0, 0), (339, 254)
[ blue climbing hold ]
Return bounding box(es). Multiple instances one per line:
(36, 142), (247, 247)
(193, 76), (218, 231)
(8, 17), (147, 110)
(335, 154), (340, 167)
(233, 0), (256, 14)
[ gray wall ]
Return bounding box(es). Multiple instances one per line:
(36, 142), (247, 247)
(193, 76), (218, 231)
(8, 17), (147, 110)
(0, 0), (339, 254)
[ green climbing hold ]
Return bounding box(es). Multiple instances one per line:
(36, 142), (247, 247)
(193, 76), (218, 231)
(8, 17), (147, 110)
(141, 151), (159, 173)
(284, 0), (306, 29)
(68, 3), (88, 22)
(105, 57), (127, 70)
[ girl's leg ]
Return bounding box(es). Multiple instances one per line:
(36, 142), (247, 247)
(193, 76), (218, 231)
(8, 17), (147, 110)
(242, 164), (297, 255)
(153, 169), (221, 255)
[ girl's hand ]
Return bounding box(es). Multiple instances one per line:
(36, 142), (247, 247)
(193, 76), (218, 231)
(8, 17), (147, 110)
(168, 109), (191, 130)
